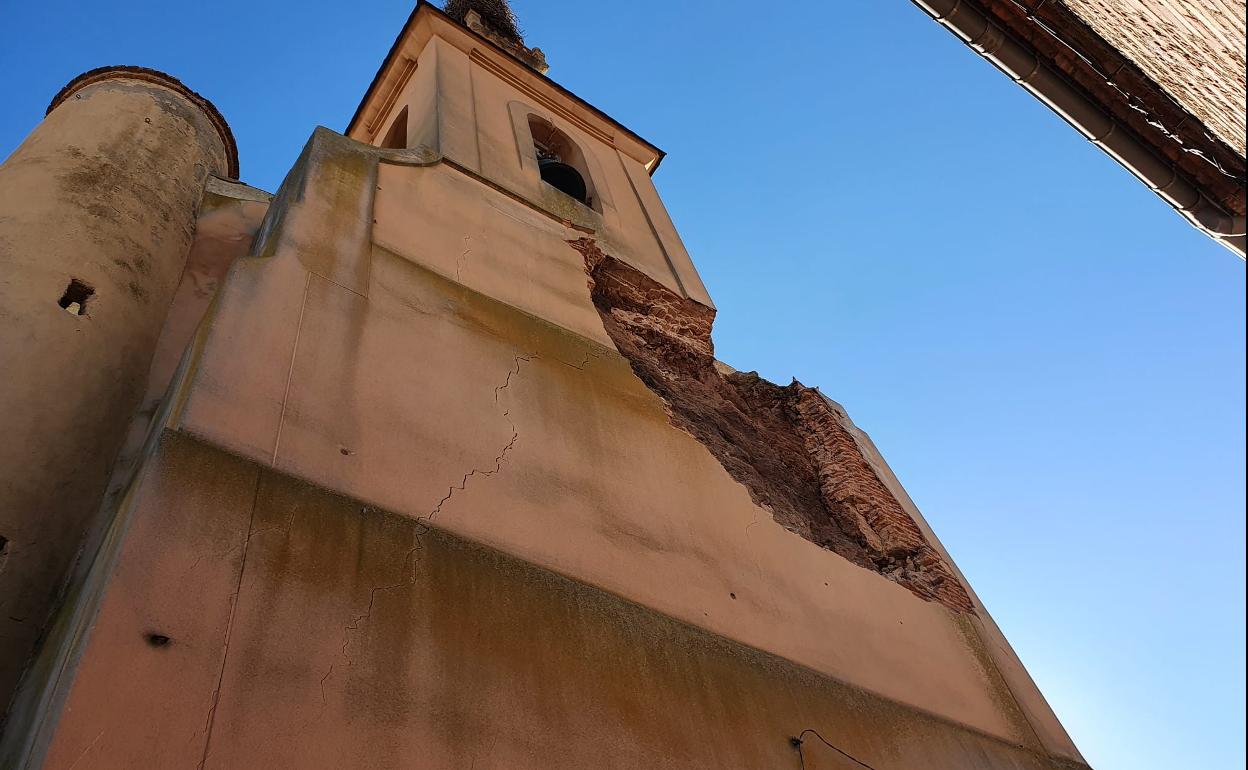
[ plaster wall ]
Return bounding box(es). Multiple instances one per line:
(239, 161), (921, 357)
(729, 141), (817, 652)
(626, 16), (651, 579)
(142, 131), (1084, 764)
(38, 431), (1087, 770)
(0, 75), (229, 714)
(103, 179), (271, 510)
(370, 43), (439, 155)
(2, 122), (1088, 767)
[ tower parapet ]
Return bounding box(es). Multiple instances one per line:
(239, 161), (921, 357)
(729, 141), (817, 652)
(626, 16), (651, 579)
(444, 0), (548, 72)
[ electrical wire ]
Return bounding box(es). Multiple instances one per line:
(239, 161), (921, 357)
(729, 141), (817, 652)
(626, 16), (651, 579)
(790, 729), (879, 770)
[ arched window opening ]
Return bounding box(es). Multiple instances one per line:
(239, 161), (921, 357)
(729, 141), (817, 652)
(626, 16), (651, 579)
(528, 115), (595, 208)
(380, 107), (408, 150)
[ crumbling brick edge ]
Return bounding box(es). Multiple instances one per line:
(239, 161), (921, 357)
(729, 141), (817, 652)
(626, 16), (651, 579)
(571, 237), (974, 614)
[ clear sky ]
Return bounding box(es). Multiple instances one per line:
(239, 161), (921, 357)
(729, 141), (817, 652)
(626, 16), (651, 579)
(2, 1), (1243, 767)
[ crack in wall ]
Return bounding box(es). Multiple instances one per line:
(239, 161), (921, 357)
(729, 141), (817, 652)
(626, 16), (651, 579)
(570, 237), (974, 613)
(64, 728), (105, 770)
(337, 353), (536, 669)
(318, 664), (333, 704)
(197, 474), (265, 770)
(456, 234), (472, 282)
(557, 349), (601, 372)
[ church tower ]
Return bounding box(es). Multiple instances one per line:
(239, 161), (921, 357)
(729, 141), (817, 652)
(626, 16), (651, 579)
(0, 3), (1088, 768)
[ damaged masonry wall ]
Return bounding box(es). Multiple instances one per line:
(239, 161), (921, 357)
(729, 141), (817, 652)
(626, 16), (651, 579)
(7, 128), (1085, 768)
(572, 237), (975, 613)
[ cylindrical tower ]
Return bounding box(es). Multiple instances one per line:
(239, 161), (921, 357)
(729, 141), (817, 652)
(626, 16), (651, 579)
(0, 67), (237, 710)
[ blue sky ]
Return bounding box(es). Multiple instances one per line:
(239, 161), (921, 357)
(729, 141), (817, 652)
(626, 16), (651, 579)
(2, 1), (1243, 767)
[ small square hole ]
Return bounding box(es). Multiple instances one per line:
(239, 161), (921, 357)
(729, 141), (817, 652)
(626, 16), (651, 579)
(58, 279), (94, 316)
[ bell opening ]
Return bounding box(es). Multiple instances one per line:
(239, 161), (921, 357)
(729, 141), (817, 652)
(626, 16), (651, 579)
(539, 158), (588, 205)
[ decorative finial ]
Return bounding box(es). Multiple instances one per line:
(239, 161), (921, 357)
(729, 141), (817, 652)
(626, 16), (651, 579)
(443, 0), (549, 73)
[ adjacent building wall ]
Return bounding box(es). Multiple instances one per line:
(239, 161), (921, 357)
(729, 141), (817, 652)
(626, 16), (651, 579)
(1062, 0), (1245, 157)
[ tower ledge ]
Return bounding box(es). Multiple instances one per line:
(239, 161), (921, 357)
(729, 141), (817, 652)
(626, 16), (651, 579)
(47, 65), (239, 179)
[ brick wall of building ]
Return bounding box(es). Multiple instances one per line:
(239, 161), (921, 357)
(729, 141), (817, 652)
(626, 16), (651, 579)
(1061, 0), (1246, 156)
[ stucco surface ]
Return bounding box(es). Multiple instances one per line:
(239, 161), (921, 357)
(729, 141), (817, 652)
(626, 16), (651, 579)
(103, 179), (271, 511)
(0, 75), (229, 714)
(41, 432), (1085, 770)
(164, 140), (1078, 752)
(40, 434), (259, 770)
(373, 162), (614, 348)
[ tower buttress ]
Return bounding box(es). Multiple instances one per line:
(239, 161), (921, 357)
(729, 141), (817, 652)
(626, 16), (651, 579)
(0, 67), (236, 716)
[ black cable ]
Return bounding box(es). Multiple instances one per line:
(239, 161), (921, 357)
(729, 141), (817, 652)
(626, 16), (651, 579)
(789, 729), (878, 770)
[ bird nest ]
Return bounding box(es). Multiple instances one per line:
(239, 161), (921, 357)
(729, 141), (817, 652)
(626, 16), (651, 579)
(444, 0), (523, 41)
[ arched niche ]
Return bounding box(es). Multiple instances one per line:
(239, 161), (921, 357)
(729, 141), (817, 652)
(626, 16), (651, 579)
(507, 103), (614, 218)
(527, 114), (598, 209)
(379, 106), (409, 149)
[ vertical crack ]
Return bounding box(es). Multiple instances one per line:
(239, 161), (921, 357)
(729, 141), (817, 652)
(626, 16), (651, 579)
(456, 234), (473, 282)
(337, 353), (536, 667)
(197, 473), (264, 770)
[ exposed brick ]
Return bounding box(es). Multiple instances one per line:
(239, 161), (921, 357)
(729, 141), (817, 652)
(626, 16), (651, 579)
(969, 0), (1245, 219)
(1062, 0), (1246, 157)
(573, 238), (975, 614)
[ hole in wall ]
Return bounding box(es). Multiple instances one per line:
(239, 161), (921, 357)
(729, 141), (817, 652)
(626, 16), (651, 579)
(58, 278), (95, 316)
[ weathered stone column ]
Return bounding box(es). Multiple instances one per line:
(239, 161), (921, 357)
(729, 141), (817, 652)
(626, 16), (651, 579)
(0, 67), (237, 712)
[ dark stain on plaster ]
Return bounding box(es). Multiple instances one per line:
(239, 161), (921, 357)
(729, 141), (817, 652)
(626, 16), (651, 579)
(205, 442), (1072, 768)
(144, 632), (172, 648)
(572, 237), (974, 613)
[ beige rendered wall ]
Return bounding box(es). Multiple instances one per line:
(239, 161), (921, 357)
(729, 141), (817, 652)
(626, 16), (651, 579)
(0, 123), (1089, 767)
(0, 70), (231, 718)
(36, 431), (1086, 770)
(99, 178), (272, 522)
(0, 126), (1084, 766)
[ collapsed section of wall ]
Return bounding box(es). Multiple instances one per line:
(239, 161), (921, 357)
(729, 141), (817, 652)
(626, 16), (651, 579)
(572, 237), (973, 613)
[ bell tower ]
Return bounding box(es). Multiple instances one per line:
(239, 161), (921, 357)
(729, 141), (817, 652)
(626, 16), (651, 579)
(344, 0), (712, 319)
(2, 3), (1088, 769)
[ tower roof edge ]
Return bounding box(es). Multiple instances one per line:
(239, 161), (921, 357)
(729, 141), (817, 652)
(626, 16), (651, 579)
(48, 65), (239, 179)
(346, 2), (667, 174)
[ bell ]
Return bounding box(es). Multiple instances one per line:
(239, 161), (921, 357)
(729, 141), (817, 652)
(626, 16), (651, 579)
(538, 158), (588, 204)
